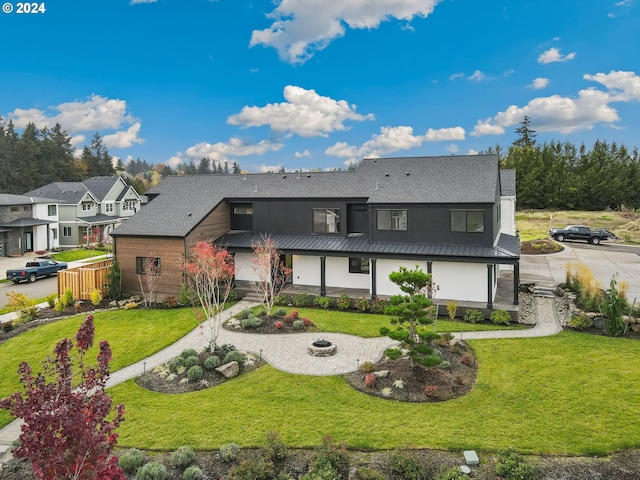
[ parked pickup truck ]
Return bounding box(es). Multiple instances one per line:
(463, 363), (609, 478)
(549, 225), (611, 245)
(6, 260), (68, 284)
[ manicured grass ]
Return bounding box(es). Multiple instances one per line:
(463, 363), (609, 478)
(50, 249), (109, 262)
(111, 331), (640, 454)
(0, 308), (199, 428)
(278, 307), (522, 338)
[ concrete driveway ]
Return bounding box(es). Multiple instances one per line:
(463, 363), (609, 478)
(520, 243), (640, 303)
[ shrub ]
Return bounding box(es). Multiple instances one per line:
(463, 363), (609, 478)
(241, 316), (263, 329)
(369, 298), (388, 314)
(283, 310), (299, 323)
(463, 308), (484, 323)
(5, 292), (36, 322)
(273, 294), (288, 306)
(220, 443), (240, 463)
(301, 317), (313, 326)
(171, 446), (196, 470)
(227, 458), (274, 480)
(18, 306), (38, 324)
(313, 296), (332, 310)
(389, 450), (427, 480)
(164, 296), (178, 308)
(118, 448), (145, 475)
(224, 350), (244, 364)
(292, 319), (305, 330)
(184, 355), (199, 369)
(412, 344), (434, 355)
(360, 361), (375, 373)
(257, 308), (267, 317)
(336, 294), (351, 311)
(46, 294), (57, 308)
(218, 344), (237, 354)
(385, 348), (402, 360)
(274, 321), (284, 330)
(273, 308), (287, 316)
(568, 314), (593, 330)
(136, 461), (167, 480)
(90, 289), (103, 306)
(305, 435), (349, 480)
(436, 467), (470, 480)
(240, 309), (255, 319)
(181, 348), (198, 359)
(168, 357), (185, 373)
(446, 300), (457, 320)
(418, 355), (442, 367)
(495, 449), (535, 480)
(124, 301), (138, 310)
(439, 360), (451, 370)
(55, 296), (67, 312)
(424, 385), (439, 397)
(187, 365), (203, 382)
(490, 309), (511, 325)
(2, 321), (14, 333)
(357, 467), (386, 480)
(293, 293), (311, 307)
(263, 430), (288, 463)
(355, 297), (369, 312)
(64, 288), (74, 305)
(364, 373), (377, 387)
(460, 354), (475, 367)
(183, 466), (204, 480)
(204, 355), (221, 370)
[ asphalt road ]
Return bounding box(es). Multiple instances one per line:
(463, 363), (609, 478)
(0, 276), (59, 309)
(558, 240), (640, 255)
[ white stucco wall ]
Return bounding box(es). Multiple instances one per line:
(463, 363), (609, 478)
(500, 195), (516, 236)
(234, 252), (258, 281)
(432, 261), (490, 302)
(292, 255), (321, 285)
(324, 257), (371, 289)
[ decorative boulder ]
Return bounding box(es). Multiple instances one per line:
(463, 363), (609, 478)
(215, 361), (239, 378)
(373, 370), (389, 378)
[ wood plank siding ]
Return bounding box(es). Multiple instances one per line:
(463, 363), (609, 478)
(114, 202), (231, 299)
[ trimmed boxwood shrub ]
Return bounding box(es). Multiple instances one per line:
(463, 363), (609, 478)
(273, 308), (287, 316)
(136, 461), (167, 480)
(292, 319), (305, 330)
(184, 355), (199, 369)
(220, 443), (240, 463)
(181, 349), (197, 359)
(204, 355), (221, 370)
(490, 309), (511, 325)
(224, 350), (244, 364)
(118, 448), (145, 475)
(241, 316), (263, 329)
(168, 357), (185, 374)
(183, 466), (204, 480)
(187, 365), (203, 382)
(171, 446), (196, 470)
(463, 308), (484, 323)
(240, 309), (255, 319)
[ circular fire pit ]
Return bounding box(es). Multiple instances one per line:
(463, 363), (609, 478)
(307, 339), (337, 357)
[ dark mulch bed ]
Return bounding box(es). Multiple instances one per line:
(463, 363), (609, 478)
(224, 313), (318, 335)
(345, 340), (477, 402)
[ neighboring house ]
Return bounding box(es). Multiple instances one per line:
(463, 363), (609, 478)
(23, 176), (142, 248)
(112, 155), (520, 306)
(0, 194), (60, 256)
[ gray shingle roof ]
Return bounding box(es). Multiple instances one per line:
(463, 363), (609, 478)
(0, 194), (60, 205)
(23, 182), (90, 204)
(113, 155), (501, 238)
(81, 177), (122, 201)
(500, 169), (516, 196)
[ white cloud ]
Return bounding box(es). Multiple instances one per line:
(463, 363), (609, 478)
(538, 47), (576, 64)
(228, 85), (374, 137)
(130, 0), (157, 4)
(295, 149), (311, 158)
(530, 77), (550, 90)
(250, 0), (438, 64)
(470, 71), (640, 136)
(468, 70), (488, 81)
(446, 144), (459, 153)
(70, 134), (85, 148)
(449, 72), (464, 81)
(169, 137), (284, 166)
(467, 149), (480, 155)
(258, 164), (284, 173)
(326, 125), (465, 163)
(7, 94), (141, 149)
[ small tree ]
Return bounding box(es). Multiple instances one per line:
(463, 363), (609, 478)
(137, 254), (161, 307)
(384, 266), (433, 339)
(105, 256), (122, 301)
(183, 242), (235, 351)
(250, 235), (292, 315)
(0, 315), (126, 479)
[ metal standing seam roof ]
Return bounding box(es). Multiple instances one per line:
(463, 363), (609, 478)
(214, 231), (520, 261)
(112, 155), (502, 238)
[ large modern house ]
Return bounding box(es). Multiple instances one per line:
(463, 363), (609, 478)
(111, 155), (520, 306)
(0, 194), (60, 256)
(23, 176), (142, 248)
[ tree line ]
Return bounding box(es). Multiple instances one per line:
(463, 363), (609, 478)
(491, 117), (640, 211)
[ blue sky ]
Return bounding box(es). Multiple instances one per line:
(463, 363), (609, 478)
(1, 0), (639, 172)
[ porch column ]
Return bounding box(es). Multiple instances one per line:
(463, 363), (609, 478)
(513, 261), (520, 305)
(426, 261), (432, 275)
(426, 261), (433, 299)
(370, 258), (377, 300)
(487, 264), (493, 310)
(320, 256), (326, 297)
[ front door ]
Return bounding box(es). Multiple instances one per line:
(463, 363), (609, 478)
(24, 232), (33, 252)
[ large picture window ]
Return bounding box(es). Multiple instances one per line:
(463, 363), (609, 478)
(349, 258), (370, 274)
(48, 205), (57, 216)
(313, 209), (340, 233)
(377, 210), (407, 231)
(450, 210), (485, 233)
(136, 256), (161, 274)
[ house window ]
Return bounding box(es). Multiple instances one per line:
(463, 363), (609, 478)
(10, 206), (18, 212)
(123, 201), (137, 211)
(52, 228), (58, 240)
(62, 226), (72, 237)
(377, 210), (407, 231)
(48, 205), (57, 216)
(82, 203), (93, 211)
(104, 203), (114, 213)
(450, 210), (485, 233)
(349, 258), (370, 274)
(23, 206), (31, 212)
(136, 256), (161, 275)
(233, 206), (253, 215)
(313, 209), (340, 233)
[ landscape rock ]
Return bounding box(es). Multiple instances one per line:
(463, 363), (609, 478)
(373, 370), (389, 378)
(215, 361), (239, 378)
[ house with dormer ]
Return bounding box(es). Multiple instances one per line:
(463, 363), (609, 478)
(24, 176), (142, 248)
(111, 155), (520, 306)
(0, 194), (60, 256)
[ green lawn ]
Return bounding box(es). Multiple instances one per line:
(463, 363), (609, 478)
(50, 249), (109, 262)
(111, 331), (640, 455)
(0, 308), (199, 428)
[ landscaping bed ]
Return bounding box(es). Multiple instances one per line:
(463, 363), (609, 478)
(224, 308), (317, 334)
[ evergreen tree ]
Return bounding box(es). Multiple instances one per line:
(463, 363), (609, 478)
(80, 133), (115, 177)
(514, 116), (536, 148)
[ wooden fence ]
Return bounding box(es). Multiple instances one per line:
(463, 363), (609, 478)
(57, 259), (113, 300)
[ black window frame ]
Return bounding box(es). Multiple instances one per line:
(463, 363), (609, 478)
(312, 208), (341, 234)
(233, 206), (253, 215)
(450, 210), (485, 233)
(48, 204), (57, 216)
(62, 226), (72, 237)
(136, 256), (161, 275)
(349, 257), (370, 274)
(376, 209), (408, 231)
